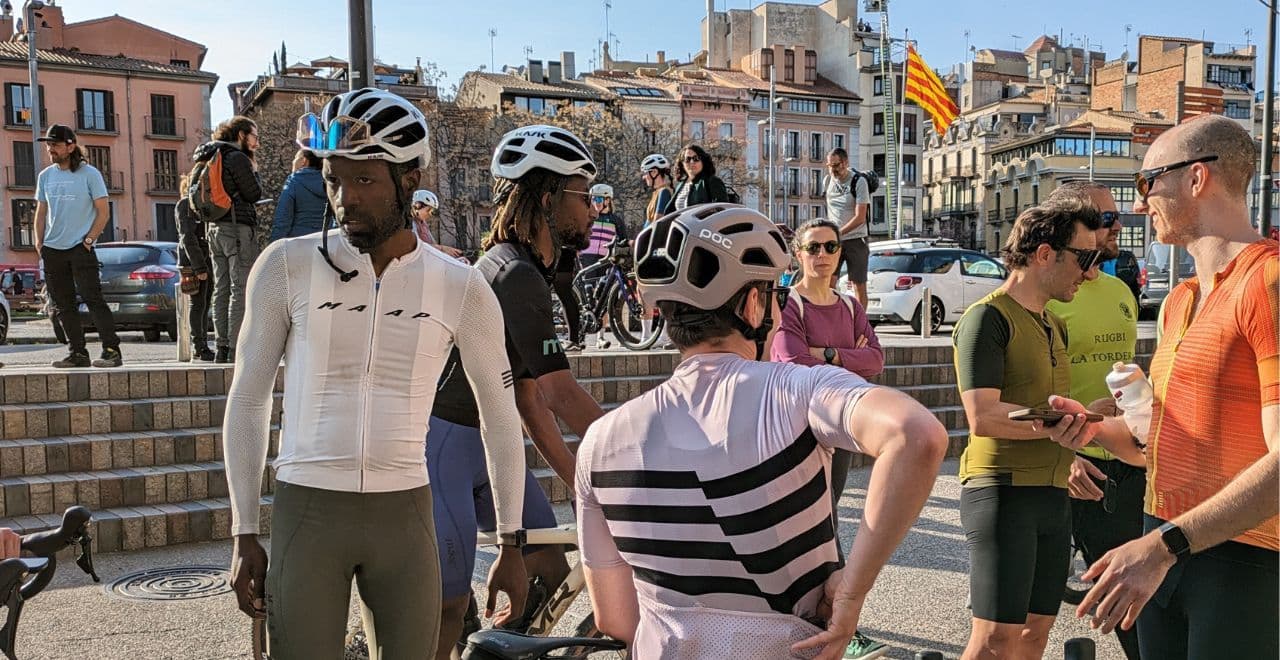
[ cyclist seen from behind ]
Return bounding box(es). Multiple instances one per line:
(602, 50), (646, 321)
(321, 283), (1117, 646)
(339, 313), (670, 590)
(223, 88), (528, 660)
(429, 125), (607, 659)
(576, 204), (948, 659)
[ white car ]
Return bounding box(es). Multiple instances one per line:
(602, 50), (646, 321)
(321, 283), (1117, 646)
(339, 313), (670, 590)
(839, 239), (1007, 334)
(0, 289), (8, 344)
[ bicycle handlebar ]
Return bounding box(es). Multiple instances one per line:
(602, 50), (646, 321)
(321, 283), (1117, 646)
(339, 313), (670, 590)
(21, 506), (91, 557)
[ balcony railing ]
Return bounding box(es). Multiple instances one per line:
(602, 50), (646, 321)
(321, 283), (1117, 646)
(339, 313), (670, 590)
(5, 166), (35, 189)
(1004, 207), (1020, 221)
(103, 170), (125, 194)
(145, 116), (186, 140)
(987, 209), (1002, 224)
(147, 171), (180, 195)
(4, 105), (47, 128)
(75, 111), (119, 134)
(11, 224), (35, 250)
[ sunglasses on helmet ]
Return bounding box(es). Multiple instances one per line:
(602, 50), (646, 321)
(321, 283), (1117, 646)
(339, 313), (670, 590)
(296, 113), (373, 153)
(1134, 155), (1218, 201)
(800, 241), (841, 255)
(591, 195), (609, 205)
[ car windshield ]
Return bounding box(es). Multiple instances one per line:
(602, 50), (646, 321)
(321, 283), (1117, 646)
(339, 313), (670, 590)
(94, 246), (157, 266)
(869, 253), (916, 273)
(1146, 242), (1195, 273)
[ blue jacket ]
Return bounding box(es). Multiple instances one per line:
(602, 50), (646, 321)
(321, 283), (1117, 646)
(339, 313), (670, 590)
(270, 167), (327, 241)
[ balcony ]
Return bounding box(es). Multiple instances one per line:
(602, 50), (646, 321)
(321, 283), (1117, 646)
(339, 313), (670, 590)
(10, 224), (35, 251)
(949, 166), (975, 179)
(103, 170), (125, 194)
(4, 105), (47, 129)
(987, 209), (1001, 224)
(146, 116), (186, 140)
(941, 203), (977, 215)
(1004, 207), (1019, 221)
(75, 111), (119, 135)
(147, 171), (180, 196)
(5, 166), (35, 190)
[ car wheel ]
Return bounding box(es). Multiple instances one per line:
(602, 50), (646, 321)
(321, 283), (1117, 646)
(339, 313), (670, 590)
(166, 322), (179, 343)
(143, 327), (162, 343)
(910, 297), (945, 335)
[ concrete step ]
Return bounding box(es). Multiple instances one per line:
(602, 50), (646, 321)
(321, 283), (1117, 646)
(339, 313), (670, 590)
(0, 426), (282, 479)
(0, 393), (282, 441)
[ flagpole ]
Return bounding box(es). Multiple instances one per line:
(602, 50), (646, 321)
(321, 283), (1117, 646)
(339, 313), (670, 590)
(896, 31), (911, 238)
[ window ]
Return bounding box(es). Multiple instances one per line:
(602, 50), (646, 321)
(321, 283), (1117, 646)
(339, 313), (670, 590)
(787, 168), (800, 196)
(812, 205), (823, 219)
(169, 59), (190, 68)
(917, 253), (956, 274)
(149, 94), (178, 135)
(873, 76), (884, 96)
(810, 169), (823, 197)
(77, 89), (114, 132)
(805, 51), (817, 83)
(873, 112), (885, 136)
(155, 203), (178, 242)
(789, 99), (818, 113)
(1120, 223), (1145, 250)
(1032, 184), (1039, 205)
(10, 141), (34, 188)
(827, 101), (848, 115)
(784, 50), (795, 82)
(872, 196), (886, 225)
(86, 146), (114, 189)
(761, 49), (774, 80)
(691, 120), (705, 141)
(833, 133), (845, 150)
(152, 149), (179, 192)
(902, 155), (917, 185)
(872, 154), (886, 178)
(902, 113), (917, 145)
(810, 132), (823, 161)
(4, 83), (42, 126)
(869, 47), (883, 66)
(100, 202), (116, 242)
(1224, 101), (1251, 119)
(961, 253), (1004, 278)
(1207, 65), (1251, 86)
(971, 147), (978, 170)
(752, 95), (770, 110)
(1110, 185), (1137, 213)
(718, 122), (733, 139)
(785, 130), (800, 158)
(788, 204), (799, 224)
(10, 199), (36, 248)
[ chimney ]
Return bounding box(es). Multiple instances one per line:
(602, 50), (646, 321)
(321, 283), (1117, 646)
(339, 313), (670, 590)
(561, 51), (576, 80)
(527, 59), (544, 83)
(548, 60), (562, 85)
(657, 50), (666, 65)
(705, 0), (716, 67)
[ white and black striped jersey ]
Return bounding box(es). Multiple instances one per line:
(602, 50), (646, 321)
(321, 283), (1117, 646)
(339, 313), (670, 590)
(575, 353), (877, 660)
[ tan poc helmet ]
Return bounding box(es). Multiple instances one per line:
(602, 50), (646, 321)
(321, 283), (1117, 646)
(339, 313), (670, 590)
(634, 203), (790, 312)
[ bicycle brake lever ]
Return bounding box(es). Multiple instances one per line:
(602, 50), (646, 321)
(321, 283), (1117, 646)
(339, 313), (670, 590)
(75, 534), (101, 583)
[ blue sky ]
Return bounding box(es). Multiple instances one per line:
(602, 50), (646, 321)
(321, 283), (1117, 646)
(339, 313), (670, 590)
(64, 0), (1263, 122)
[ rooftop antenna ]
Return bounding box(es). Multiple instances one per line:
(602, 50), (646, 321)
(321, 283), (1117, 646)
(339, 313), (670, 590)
(1011, 34), (1022, 50)
(1124, 24), (1133, 57)
(523, 44), (534, 60)
(488, 28), (497, 73)
(963, 29), (971, 61)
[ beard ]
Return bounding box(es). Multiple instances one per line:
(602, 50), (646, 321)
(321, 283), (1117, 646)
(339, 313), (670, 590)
(339, 209), (404, 252)
(558, 223), (591, 251)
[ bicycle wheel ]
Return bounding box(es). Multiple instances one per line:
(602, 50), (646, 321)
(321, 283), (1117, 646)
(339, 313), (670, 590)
(546, 613), (627, 659)
(607, 279), (662, 351)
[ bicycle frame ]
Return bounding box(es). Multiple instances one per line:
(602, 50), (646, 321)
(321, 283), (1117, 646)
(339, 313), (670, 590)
(476, 525), (584, 636)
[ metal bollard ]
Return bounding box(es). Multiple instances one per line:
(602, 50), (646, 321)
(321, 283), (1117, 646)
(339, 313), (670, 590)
(921, 286), (932, 339)
(1064, 637), (1096, 660)
(915, 652), (945, 660)
(176, 281), (191, 362)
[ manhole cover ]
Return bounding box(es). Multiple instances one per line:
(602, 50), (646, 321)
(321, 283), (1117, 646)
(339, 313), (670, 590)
(105, 566), (232, 602)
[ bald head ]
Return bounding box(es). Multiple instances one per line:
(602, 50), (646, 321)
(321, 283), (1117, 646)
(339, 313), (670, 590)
(1158, 114), (1257, 198)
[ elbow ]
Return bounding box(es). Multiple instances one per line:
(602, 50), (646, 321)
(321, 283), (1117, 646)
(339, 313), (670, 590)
(594, 608), (636, 644)
(887, 411), (949, 466)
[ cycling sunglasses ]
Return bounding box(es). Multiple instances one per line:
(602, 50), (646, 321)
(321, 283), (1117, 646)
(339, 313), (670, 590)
(1061, 246), (1102, 271)
(800, 241), (841, 255)
(591, 195), (610, 205)
(1100, 211), (1120, 229)
(1134, 155), (1218, 200)
(764, 285), (791, 311)
(295, 113), (373, 154)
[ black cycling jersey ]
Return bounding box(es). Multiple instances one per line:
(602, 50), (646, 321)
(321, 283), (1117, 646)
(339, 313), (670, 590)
(434, 242), (571, 427)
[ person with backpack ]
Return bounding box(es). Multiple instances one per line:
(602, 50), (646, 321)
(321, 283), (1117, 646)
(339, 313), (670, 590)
(663, 143), (730, 213)
(824, 147), (874, 308)
(269, 149), (326, 241)
(191, 116), (263, 363)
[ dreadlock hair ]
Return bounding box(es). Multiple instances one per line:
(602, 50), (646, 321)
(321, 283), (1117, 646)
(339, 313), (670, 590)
(484, 168), (568, 263)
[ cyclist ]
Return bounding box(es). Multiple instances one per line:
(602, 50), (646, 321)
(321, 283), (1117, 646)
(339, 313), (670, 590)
(222, 88), (529, 660)
(1043, 182), (1143, 659)
(429, 125), (608, 660)
(640, 154), (673, 229)
(411, 189), (466, 259)
(576, 204), (948, 659)
(579, 183), (629, 348)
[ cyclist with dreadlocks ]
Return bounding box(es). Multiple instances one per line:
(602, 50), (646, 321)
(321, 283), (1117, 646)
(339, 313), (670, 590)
(428, 125), (608, 659)
(223, 88), (529, 659)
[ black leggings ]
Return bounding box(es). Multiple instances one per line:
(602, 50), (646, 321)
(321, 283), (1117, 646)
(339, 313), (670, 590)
(1137, 515), (1278, 660)
(188, 276), (212, 346)
(962, 485), (1071, 624)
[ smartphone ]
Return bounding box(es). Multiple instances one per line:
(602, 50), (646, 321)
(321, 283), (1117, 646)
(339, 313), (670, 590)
(1008, 407), (1104, 424)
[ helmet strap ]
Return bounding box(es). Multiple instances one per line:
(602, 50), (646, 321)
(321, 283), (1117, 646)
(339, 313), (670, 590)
(729, 285), (774, 361)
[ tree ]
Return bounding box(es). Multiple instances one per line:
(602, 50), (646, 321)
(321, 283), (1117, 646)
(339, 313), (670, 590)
(241, 95), (327, 249)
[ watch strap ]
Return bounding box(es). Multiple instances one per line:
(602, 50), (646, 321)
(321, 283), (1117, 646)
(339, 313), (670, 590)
(1158, 522), (1191, 559)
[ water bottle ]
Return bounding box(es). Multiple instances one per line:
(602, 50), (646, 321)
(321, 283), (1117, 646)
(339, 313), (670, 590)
(1105, 362), (1154, 444)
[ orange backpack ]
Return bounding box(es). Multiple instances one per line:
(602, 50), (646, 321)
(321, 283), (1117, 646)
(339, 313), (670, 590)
(187, 148), (233, 222)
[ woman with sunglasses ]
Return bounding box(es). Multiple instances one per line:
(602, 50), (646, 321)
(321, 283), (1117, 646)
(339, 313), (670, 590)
(664, 143), (730, 213)
(640, 153), (673, 227)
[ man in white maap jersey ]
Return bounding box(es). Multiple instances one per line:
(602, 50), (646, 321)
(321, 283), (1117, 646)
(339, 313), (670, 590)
(575, 204), (950, 660)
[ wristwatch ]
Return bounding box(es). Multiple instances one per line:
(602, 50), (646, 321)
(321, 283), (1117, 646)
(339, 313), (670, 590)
(82, 236), (95, 247)
(498, 529), (527, 548)
(1157, 522), (1191, 561)
(823, 347), (837, 364)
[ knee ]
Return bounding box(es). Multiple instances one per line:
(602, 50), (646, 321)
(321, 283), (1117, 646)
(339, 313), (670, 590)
(440, 594), (470, 620)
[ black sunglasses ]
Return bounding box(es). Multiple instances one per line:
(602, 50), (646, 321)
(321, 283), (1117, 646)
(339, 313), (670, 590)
(1135, 155), (1218, 200)
(1061, 246), (1102, 271)
(1100, 211), (1120, 229)
(800, 241), (841, 255)
(765, 286), (791, 311)
(683, 155), (702, 163)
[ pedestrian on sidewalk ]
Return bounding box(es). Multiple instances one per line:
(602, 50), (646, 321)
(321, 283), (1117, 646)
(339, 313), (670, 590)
(33, 124), (121, 368)
(194, 116), (263, 364)
(269, 149), (325, 241)
(824, 147), (872, 307)
(177, 174), (215, 361)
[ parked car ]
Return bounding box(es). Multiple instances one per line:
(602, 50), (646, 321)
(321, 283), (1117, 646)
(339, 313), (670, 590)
(0, 289), (10, 344)
(1138, 240), (1195, 318)
(0, 265), (41, 312)
(838, 238), (1008, 334)
(74, 242), (181, 342)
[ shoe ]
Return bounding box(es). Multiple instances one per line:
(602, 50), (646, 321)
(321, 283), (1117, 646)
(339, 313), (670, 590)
(564, 341), (585, 353)
(215, 346), (230, 364)
(52, 351), (91, 368)
(92, 347), (123, 368)
(660, 341), (676, 351)
(843, 631), (889, 660)
(194, 344), (216, 362)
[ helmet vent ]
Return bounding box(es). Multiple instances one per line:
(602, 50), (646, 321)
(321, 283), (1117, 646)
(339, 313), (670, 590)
(720, 222), (754, 235)
(741, 247), (774, 268)
(687, 246), (721, 289)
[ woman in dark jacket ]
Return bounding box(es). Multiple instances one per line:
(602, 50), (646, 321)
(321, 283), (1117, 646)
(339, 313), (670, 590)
(177, 175), (215, 361)
(269, 149), (327, 241)
(663, 143), (729, 213)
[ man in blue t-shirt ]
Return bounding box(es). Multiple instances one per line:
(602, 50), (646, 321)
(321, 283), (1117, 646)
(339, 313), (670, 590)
(34, 124), (121, 368)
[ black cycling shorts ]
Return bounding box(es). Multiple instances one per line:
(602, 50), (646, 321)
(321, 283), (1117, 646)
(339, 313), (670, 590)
(961, 485), (1071, 624)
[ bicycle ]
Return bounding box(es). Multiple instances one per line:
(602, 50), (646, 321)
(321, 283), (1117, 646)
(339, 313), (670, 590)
(570, 238), (663, 352)
(0, 506), (102, 660)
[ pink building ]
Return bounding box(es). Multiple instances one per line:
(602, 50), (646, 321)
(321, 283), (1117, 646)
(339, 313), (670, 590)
(0, 4), (217, 264)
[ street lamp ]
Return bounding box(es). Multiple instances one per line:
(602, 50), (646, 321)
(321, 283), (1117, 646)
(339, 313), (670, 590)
(23, 1), (45, 183)
(760, 82), (790, 220)
(783, 156), (797, 226)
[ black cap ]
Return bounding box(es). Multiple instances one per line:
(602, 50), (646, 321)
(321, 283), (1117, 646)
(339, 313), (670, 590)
(36, 124), (76, 144)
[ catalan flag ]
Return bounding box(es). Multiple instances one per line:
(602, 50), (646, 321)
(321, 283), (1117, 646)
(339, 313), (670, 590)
(904, 45), (958, 135)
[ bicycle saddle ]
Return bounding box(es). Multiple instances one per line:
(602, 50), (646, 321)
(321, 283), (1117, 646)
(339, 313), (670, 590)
(463, 629), (625, 660)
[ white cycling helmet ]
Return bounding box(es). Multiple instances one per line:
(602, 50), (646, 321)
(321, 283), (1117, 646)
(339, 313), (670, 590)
(491, 125), (596, 182)
(640, 153), (671, 173)
(412, 189), (439, 209)
(589, 183), (614, 198)
(298, 87), (431, 165)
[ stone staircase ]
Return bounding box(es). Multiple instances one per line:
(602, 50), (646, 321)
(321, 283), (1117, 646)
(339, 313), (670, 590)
(0, 339), (1156, 552)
